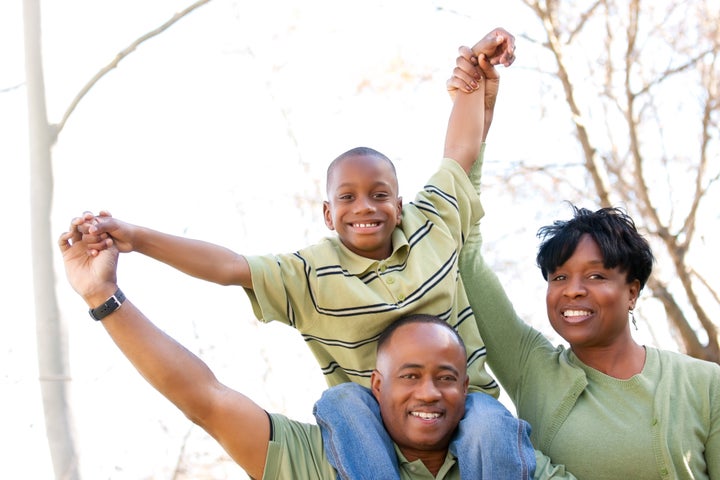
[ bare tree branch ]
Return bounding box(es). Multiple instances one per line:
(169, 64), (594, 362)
(54, 0), (212, 137)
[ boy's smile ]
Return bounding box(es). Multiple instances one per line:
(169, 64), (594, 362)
(323, 152), (403, 260)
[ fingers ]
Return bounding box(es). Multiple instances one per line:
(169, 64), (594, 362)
(447, 45), (483, 95)
(477, 54), (499, 80)
(498, 42), (516, 68)
(472, 27), (517, 68)
(457, 45), (477, 64)
(65, 210), (112, 256)
(58, 230), (75, 252)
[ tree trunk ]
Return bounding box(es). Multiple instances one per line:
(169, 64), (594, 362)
(23, 0), (80, 478)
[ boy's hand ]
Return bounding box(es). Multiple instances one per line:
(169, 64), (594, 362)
(473, 27), (516, 67)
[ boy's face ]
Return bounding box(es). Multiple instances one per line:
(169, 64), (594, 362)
(323, 153), (402, 260)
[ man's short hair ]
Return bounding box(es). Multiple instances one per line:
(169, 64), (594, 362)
(377, 314), (466, 356)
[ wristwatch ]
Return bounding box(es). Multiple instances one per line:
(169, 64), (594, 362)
(89, 289), (126, 321)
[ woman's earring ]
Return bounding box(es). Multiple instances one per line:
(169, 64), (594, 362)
(629, 309), (638, 331)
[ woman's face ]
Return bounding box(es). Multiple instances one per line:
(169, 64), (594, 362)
(545, 234), (640, 350)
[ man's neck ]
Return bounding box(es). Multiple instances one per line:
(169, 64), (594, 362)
(400, 448), (448, 477)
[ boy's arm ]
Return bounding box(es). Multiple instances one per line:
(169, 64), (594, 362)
(77, 211), (252, 288)
(444, 28), (515, 173)
(58, 227), (269, 479)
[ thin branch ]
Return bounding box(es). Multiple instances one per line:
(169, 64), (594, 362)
(634, 48), (715, 98)
(0, 82), (25, 93)
(566, 0), (603, 44)
(54, 0), (212, 137)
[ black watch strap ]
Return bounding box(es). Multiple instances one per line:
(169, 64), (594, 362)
(89, 289), (126, 321)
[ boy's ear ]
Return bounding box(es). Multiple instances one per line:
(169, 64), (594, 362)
(395, 197), (403, 225)
(323, 201), (335, 230)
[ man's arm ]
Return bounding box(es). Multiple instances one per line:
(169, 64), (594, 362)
(76, 211), (253, 288)
(58, 227), (268, 478)
(444, 28), (515, 173)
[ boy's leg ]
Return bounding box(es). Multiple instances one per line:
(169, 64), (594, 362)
(314, 382), (401, 480)
(450, 392), (536, 479)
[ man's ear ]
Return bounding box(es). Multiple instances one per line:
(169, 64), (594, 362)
(323, 201), (335, 230)
(370, 369), (382, 400)
(463, 375), (470, 395)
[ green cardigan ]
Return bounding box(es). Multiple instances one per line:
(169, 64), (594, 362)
(459, 225), (720, 479)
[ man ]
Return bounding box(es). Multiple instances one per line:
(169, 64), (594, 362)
(57, 222), (467, 478)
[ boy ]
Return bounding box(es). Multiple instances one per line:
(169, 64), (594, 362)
(76, 28), (529, 478)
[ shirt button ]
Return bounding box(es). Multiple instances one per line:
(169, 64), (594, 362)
(386, 277), (395, 284)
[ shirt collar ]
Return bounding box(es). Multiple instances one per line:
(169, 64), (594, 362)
(331, 229), (410, 275)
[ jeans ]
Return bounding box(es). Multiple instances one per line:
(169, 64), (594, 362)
(314, 382), (535, 480)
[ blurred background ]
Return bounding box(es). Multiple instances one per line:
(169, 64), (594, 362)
(2, 0), (718, 478)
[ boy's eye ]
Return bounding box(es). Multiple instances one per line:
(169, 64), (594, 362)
(550, 274), (566, 281)
(373, 192), (389, 199)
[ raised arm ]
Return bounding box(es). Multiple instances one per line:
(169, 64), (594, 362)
(444, 28), (515, 173)
(76, 211), (252, 288)
(58, 225), (269, 479)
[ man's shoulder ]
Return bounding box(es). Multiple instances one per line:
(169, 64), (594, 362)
(264, 414), (337, 480)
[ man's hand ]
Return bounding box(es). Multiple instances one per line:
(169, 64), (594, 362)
(59, 220), (119, 304)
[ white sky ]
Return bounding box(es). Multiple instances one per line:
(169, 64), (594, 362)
(1, 1), (714, 478)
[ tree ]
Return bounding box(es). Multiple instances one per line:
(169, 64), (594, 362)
(505, 0), (719, 361)
(21, 1), (211, 478)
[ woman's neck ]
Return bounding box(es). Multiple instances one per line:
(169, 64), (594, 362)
(572, 340), (646, 379)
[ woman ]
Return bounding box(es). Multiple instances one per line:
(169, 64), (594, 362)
(459, 202), (720, 479)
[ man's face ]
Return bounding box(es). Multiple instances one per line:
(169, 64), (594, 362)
(371, 322), (468, 462)
(323, 154), (402, 260)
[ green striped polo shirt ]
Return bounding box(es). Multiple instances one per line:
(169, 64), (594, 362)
(245, 153), (498, 396)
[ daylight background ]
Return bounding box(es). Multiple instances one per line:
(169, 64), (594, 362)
(2, 0), (718, 478)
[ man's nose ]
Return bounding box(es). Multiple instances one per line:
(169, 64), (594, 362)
(414, 377), (442, 401)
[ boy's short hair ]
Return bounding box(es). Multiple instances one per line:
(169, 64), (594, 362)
(326, 147), (397, 192)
